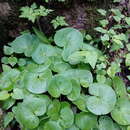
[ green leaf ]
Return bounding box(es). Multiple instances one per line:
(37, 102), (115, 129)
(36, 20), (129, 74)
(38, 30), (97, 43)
(111, 9), (124, 18)
(75, 112), (97, 130)
(4, 46), (14, 55)
(73, 94), (88, 112)
(23, 95), (48, 116)
(47, 99), (61, 120)
(59, 104), (74, 128)
(94, 27), (107, 33)
(25, 61), (51, 73)
(54, 27), (83, 61)
(113, 16), (121, 22)
(8, 57), (17, 66)
(20, 4), (52, 23)
(31, 43), (58, 64)
(113, 0), (121, 3)
(25, 69), (52, 94)
(96, 75), (106, 83)
(51, 16), (68, 29)
(13, 103), (40, 129)
(111, 98), (130, 125)
(4, 112), (14, 128)
(125, 53), (130, 66)
(48, 75), (72, 98)
(1, 57), (8, 64)
(67, 79), (81, 101)
(68, 50), (98, 68)
(101, 34), (109, 42)
(10, 33), (36, 56)
(86, 83), (116, 115)
(50, 56), (71, 73)
(97, 9), (107, 16)
(107, 62), (121, 78)
(85, 34), (92, 41)
(18, 58), (27, 66)
(0, 91), (10, 100)
(33, 27), (50, 44)
(44, 121), (63, 130)
(98, 116), (120, 130)
(60, 69), (93, 88)
(66, 125), (79, 130)
(2, 98), (15, 110)
(113, 76), (127, 98)
(11, 88), (24, 100)
(125, 17), (130, 25)
(99, 20), (108, 27)
(0, 66), (20, 91)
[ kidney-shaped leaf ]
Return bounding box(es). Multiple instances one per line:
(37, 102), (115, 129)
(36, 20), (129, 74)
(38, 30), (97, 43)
(23, 95), (47, 116)
(25, 69), (52, 94)
(54, 27), (83, 48)
(0, 67), (20, 91)
(60, 69), (93, 88)
(86, 83), (116, 115)
(48, 75), (72, 98)
(10, 33), (36, 56)
(31, 43), (58, 64)
(75, 112), (97, 130)
(68, 50), (98, 69)
(111, 98), (130, 125)
(98, 116), (120, 130)
(13, 104), (39, 129)
(54, 27), (83, 61)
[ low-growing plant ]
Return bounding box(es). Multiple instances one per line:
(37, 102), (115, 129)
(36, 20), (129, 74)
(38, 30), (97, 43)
(20, 3), (53, 23)
(0, 26), (130, 130)
(51, 16), (68, 29)
(95, 8), (130, 51)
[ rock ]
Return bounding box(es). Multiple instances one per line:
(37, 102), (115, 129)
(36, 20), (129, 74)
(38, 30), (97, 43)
(0, 2), (11, 18)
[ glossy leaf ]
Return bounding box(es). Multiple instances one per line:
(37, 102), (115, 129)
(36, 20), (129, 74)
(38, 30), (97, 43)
(13, 104), (40, 129)
(25, 69), (52, 94)
(98, 116), (120, 130)
(87, 83), (116, 115)
(48, 75), (72, 98)
(75, 112), (97, 130)
(54, 27), (83, 61)
(111, 98), (130, 125)
(60, 69), (93, 88)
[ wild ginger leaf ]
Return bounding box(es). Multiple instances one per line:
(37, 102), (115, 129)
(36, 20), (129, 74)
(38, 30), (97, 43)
(86, 83), (116, 115)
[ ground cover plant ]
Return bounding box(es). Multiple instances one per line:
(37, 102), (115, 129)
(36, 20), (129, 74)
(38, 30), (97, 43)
(0, 0), (130, 130)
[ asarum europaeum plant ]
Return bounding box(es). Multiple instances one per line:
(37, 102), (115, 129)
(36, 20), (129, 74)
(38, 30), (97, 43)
(1, 27), (130, 130)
